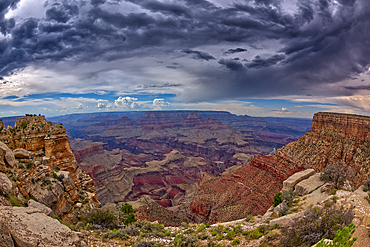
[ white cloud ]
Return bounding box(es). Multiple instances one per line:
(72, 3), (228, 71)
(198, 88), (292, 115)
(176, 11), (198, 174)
(96, 102), (106, 108)
(152, 98), (171, 110)
(115, 96), (138, 108)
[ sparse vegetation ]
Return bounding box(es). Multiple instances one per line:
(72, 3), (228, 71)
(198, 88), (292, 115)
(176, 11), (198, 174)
(121, 202), (137, 225)
(279, 204), (354, 247)
(320, 163), (353, 189)
(272, 191), (283, 207)
(315, 223), (357, 247)
(9, 195), (23, 207)
(81, 208), (118, 229)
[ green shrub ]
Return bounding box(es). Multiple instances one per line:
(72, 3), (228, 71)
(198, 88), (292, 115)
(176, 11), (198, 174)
(198, 232), (209, 240)
(315, 223), (357, 247)
(279, 204), (354, 247)
(245, 214), (254, 222)
(173, 234), (200, 247)
(320, 163), (353, 190)
(121, 202), (137, 225)
(259, 231), (279, 247)
(198, 224), (206, 232)
(11, 174), (20, 182)
(364, 180), (370, 192)
(102, 229), (129, 240)
(243, 229), (263, 240)
(81, 208), (117, 229)
(20, 121), (27, 129)
(9, 195), (23, 207)
(206, 223), (211, 228)
(184, 228), (195, 234)
(211, 230), (218, 236)
(272, 192), (283, 207)
(226, 230), (235, 240)
(135, 220), (165, 237)
(232, 239), (240, 245)
(26, 162), (33, 169)
(216, 234), (222, 241)
(257, 224), (271, 235)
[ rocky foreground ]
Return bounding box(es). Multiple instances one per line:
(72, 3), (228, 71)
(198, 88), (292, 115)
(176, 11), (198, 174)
(0, 116), (100, 226)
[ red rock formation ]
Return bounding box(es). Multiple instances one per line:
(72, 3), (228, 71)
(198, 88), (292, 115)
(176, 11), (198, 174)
(181, 112), (204, 127)
(188, 112), (370, 223)
(0, 116), (100, 223)
(188, 154), (304, 223)
(278, 112), (370, 186)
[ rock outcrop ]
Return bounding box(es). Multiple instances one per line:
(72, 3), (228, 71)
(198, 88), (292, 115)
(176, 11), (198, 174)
(0, 115), (100, 223)
(187, 154), (304, 223)
(0, 206), (86, 247)
(282, 169), (315, 192)
(278, 112), (370, 187)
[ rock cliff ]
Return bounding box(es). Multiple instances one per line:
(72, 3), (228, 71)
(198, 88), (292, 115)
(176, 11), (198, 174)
(278, 112), (370, 187)
(188, 112), (370, 223)
(0, 115), (100, 223)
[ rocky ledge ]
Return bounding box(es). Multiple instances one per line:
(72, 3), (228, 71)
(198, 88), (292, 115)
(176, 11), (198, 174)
(0, 115), (100, 223)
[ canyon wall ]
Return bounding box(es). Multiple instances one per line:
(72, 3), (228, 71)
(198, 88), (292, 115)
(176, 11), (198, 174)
(188, 112), (370, 223)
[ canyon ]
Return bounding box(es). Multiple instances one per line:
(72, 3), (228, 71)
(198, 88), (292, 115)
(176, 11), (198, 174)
(54, 111), (310, 213)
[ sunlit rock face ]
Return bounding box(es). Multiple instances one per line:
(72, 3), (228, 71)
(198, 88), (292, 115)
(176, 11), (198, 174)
(0, 116), (100, 223)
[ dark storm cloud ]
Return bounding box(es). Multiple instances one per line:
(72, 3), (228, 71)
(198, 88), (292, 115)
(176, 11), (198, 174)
(344, 85), (370, 90)
(0, 0), (370, 103)
(182, 49), (216, 61)
(0, 0), (19, 35)
(46, 3), (79, 23)
(224, 48), (247, 55)
(218, 59), (245, 71)
(141, 83), (182, 88)
(126, 0), (191, 17)
(245, 54), (285, 69)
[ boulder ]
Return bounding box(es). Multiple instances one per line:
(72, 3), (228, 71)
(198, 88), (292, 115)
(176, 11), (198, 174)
(282, 169), (315, 192)
(0, 220), (14, 247)
(0, 206), (85, 247)
(0, 172), (12, 195)
(269, 211), (304, 228)
(28, 199), (53, 216)
(0, 142), (15, 168)
(57, 171), (76, 192)
(295, 173), (325, 196)
(13, 148), (31, 159)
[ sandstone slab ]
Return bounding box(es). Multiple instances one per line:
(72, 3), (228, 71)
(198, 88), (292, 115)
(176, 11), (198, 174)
(0, 220), (14, 247)
(0, 142), (15, 168)
(0, 172), (12, 195)
(0, 206), (84, 247)
(28, 199), (53, 216)
(295, 173), (325, 196)
(269, 211), (304, 227)
(282, 169), (315, 192)
(13, 148), (31, 159)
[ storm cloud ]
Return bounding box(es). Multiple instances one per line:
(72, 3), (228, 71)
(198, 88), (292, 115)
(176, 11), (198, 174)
(0, 0), (370, 114)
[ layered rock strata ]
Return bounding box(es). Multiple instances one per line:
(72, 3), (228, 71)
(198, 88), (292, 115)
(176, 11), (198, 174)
(188, 112), (370, 223)
(0, 116), (100, 223)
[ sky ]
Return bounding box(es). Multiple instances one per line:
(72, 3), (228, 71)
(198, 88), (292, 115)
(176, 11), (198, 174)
(0, 0), (369, 118)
